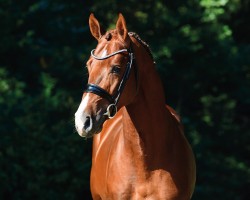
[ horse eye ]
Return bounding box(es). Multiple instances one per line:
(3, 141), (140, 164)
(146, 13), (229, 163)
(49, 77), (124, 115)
(111, 65), (121, 74)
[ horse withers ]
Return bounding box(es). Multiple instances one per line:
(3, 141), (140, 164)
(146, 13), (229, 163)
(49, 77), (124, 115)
(75, 14), (196, 200)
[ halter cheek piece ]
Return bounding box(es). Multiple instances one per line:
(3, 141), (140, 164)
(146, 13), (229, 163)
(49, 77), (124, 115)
(85, 46), (135, 119)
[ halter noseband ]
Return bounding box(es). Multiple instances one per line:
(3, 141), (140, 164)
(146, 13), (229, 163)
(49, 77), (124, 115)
(85, 46), (135, 119)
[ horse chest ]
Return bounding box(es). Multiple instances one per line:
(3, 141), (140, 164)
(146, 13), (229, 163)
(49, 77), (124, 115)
(91, 159), (179, 200)
(91, 137), (179, 199)
(91, 135), (136, 189)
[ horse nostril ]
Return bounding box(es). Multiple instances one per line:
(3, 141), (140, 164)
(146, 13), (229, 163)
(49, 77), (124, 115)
(83, 116), (92, 131)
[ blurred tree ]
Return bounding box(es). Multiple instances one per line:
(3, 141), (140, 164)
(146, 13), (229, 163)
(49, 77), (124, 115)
(0, 0), (93, 199)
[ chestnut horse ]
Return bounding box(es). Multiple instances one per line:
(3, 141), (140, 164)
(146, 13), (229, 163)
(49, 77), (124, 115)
(75, 14), (196, 200)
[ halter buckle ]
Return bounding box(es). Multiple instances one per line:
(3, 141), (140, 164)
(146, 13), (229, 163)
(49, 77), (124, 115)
(103, 104), (117, 119)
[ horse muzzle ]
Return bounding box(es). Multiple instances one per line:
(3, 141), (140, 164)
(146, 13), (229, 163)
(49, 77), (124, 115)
(75, 111), (106, 138)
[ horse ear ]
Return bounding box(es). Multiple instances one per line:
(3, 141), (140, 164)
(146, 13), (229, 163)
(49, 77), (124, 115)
(116, 13), (128, 41)
(89, 13), (104, 40)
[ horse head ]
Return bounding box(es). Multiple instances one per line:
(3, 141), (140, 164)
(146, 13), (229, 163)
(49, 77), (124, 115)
(75, 14), (138, 138)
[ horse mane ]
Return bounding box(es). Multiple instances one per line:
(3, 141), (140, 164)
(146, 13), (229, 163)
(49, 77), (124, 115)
(128, 32), (155, 64)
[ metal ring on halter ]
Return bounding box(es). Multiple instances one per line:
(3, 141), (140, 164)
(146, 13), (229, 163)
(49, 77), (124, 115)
(103, 104), (117, 119)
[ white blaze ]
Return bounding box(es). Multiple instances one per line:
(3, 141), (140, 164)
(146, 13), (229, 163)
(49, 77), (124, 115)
(75, 93), (90, 135)
(101, 49), (107, 58)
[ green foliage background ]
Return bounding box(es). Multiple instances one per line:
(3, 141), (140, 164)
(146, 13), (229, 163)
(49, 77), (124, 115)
(0, 0), (249, 199)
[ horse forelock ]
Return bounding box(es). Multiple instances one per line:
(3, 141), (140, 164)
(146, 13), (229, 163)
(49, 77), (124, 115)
(105, 32), (112, 41)
(93, 30), (127, 56)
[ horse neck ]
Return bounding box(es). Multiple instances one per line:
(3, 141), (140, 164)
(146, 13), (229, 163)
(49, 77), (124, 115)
(124, 43), (176, 161)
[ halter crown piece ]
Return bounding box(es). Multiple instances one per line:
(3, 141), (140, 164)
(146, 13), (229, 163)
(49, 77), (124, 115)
(85, 45), (135, 119)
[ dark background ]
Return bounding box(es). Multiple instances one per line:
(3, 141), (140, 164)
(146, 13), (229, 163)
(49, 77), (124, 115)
(0, 0), (249, 199)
